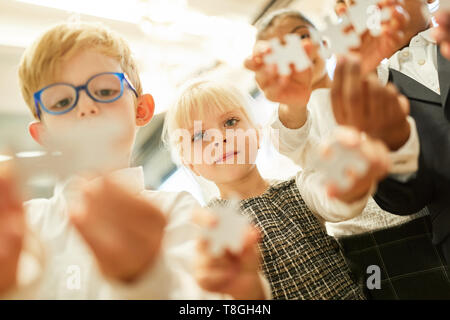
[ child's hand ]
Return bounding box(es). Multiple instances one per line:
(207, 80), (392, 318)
(0, 165), (25, 295)
(331, 55), (410, 151)
(69, 178), (167, 282)
(193, 208), (266, 300)
(433, 11), (450, 60)
(244, 40), (314, 108)
(322, 127), (391, 204)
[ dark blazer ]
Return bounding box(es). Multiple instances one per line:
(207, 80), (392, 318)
(374, 47), (450, 263)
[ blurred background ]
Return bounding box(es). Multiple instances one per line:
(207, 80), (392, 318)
(0, 0), (438, 204)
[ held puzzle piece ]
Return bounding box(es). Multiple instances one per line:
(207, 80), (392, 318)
(202, 200), (250, 257)
(263, 33), (312, 76)
(316, 141), (369, 191)
(319, 16), (361, 56)
(345, 0), (391, 36)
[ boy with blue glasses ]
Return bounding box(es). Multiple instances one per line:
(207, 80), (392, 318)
(0, 22), (270, 299)
(33, 72), (138, 119)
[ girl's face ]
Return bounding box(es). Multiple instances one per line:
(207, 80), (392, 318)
(181, 107), (260, 185)
(259, 16), (327, 86)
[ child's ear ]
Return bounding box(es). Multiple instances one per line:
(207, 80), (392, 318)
(28, 121), (46, 145)
(136, 94), (155, 127)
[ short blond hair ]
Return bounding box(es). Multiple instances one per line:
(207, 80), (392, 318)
(18, 22), (142, 120)
(163, 78), (257, 162)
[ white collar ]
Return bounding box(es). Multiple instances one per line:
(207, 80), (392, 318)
(409, 28), (436, 46)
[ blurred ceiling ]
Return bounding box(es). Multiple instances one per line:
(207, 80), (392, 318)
(0, 0), (334, 197)
(0, 0), (335, 115)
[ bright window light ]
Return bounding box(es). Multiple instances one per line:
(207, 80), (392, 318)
(0, 154), (13, 162)
(16, 0), (142, 23)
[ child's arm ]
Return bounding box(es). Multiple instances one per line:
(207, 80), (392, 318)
(69, 178), (167, 284)
(0, 165), (25, 296)
(244, 40), (313, 130)
(433, 10), (450, 60)
(268, 89), (334, 169)
(68, 182), (239, 299)
(298, 127), (391, 222)
(192, 208), (270, 300)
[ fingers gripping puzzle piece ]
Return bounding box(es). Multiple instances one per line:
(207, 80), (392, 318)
(263, 34), (312, 76)
(203, 201), (250, 257)
(317, 142), (369, 191)
(320, 16), (361, 56)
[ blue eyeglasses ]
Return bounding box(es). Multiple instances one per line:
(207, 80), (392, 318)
(33, 72), (138, 120)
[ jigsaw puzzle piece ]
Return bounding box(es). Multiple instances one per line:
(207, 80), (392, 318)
(366, 6), (392, 36)
(263, 34), (311, 76)
(316, 141), (369, 191)
(319, 16), (361, 56)
(202, 200), (250, 257)
(346, 0), (380, 35)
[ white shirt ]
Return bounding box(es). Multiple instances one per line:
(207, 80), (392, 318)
(269, 89), (426, 237)
(4, 167), (271, 299)
(377, 28), (440, 94)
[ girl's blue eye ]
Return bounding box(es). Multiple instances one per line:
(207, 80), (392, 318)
(225, 118), (239, 127)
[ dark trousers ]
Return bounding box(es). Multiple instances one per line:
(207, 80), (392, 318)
(339, 216), (450, 299)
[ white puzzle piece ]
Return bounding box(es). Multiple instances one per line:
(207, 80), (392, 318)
(346, 0), (381, 35)
(316, 141), (369, 191)
(263, 34), (312, 76)
(319, 16), (361, 56)
(202, 200), (250, 257)
(366, 6), (392, 36)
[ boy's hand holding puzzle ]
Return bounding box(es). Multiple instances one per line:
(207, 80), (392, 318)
(69, 177), (167, 283)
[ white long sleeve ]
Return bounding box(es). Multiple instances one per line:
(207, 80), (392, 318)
(269, 89), (424, 236)
(269, 89), (334, 170)
(296, 169), (371, 223)
(269, 88), (420, 175)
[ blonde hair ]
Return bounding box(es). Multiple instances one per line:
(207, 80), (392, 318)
(18, 22), (142, 120)
(162, 78), (257, 163)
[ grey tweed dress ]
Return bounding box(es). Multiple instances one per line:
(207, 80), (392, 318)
(208, 178), (365, 300)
